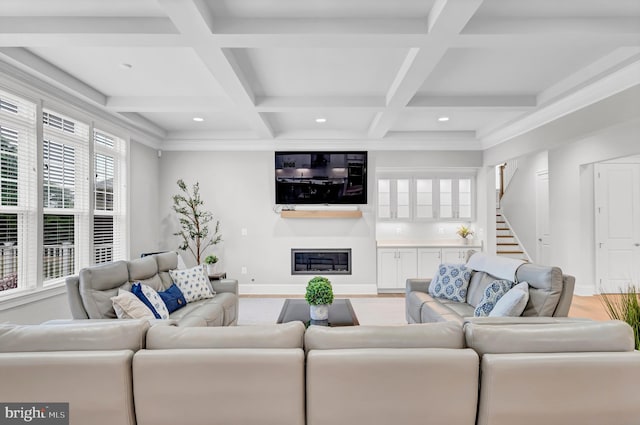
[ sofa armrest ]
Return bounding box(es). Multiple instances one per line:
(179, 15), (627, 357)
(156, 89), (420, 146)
(406, 278), (431, 295)
(211, 278), (238, 295)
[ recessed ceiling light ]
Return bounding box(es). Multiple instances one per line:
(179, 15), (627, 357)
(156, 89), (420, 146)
(193, 117), (204, 122)
(315, 118), (327, 123)
(119, 63), (133, 70)
(437, 116), (450, 122)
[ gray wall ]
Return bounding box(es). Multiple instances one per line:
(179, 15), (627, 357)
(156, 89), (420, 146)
(158, 151), (378, 294)
(0, 293), (71, 324)
(500, 150), (548, 262)
(129, 140), (162, 259)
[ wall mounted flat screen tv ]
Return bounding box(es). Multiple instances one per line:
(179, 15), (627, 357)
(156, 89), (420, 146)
(275, 151), (367, 205)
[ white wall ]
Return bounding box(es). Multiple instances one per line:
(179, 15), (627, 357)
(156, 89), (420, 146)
(500, 151), (548, 261)
(549, 118), (640, 295)
(158, 151), (378, 294)
(129, 140), (162, 259)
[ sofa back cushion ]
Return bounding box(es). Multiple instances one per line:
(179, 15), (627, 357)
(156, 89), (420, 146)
(0, 320), (150, 352)
(146, 321), (305, 349)
(516, 263), (563, 316)
(466, 271), (499, 307)
(128, 256), (165, 291)
(304, 321), (464, 353)
(464, 320), (634, 357)
(79, 260), (130, 318)
(154, 251), (179, 288)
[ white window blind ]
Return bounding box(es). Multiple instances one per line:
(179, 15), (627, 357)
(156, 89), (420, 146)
(0, 89), (37, 292)
(43, 109), (89, 282)
(93, 129), (126, 264)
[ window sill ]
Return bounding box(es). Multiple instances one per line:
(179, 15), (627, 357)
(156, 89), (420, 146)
(0, 283), (66, 312)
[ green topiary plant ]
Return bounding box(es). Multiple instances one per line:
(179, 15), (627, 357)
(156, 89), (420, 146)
(172, 179), (222, 265)
(204, 255), (218, 265)
(305, 276), (334, 306)
(600, 285), (640, 350)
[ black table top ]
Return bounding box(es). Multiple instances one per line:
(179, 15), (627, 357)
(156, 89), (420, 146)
(276, 299), (359, 327)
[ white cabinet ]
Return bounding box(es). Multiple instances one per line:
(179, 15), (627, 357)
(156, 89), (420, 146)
(377, 248), (417, 289)
(417, 248), (441, 278)
(377, 178), (411, 220)
(442, 247), (473, 263)
(377, 245), (481, 292)
(377, 175), (474, 221)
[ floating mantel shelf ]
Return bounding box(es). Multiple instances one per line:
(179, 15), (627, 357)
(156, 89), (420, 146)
(280, 210), (362, 219)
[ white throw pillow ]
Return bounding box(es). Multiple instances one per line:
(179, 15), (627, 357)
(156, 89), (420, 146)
(170, 264), (215, 303)
(111, 289), (155, 320)
(139, 284), (170, 319)
(489, 282), (530, 317)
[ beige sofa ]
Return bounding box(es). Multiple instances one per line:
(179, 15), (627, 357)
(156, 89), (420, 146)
(65, 251), (238, 326)
(0, 319), (638, 425)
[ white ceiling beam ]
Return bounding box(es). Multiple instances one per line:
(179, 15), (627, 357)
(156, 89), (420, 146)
(107, 96), (231, 112)
(479, 60), (640, 147)
(538, 47), (640, 106)
(158, 0), (273, 139)
(369, 0), (484, 139)
(212, 18), (428, 35)
(408, 95), (537, 109)
(0, 47), (106, 105)
(255, 96), (386, 112)
(0, 34), (187, 48)
(454, 33), (640, 49)
(464, 18), (640, 36)
(0, 17), (177, 34)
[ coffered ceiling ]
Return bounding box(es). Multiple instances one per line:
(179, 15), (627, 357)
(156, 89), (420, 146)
(0, 0), (638, 150)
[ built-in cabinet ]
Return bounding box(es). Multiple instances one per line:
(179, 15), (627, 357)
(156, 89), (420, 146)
(377, 244), (482, 291)
(377, 248), (418, 290)
(377, 174), (474, 221)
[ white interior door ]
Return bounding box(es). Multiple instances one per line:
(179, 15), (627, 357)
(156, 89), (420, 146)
(596, 163), (640, 293)
(535, 171), (551, 265)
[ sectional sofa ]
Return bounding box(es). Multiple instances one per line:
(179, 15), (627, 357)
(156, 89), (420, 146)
(65, 251), (238, 326)
(0, 319), (637, 425)
(406, 253), (576, 323)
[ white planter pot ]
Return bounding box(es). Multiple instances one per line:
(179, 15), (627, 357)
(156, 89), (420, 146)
(206, 263), (217, 276)
(310, 304), (329, 321)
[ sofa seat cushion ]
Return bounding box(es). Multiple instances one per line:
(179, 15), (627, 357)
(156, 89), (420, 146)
(204, 293), (238, 326)
(445, 302), (476, 318)
(169, 300), (224, 327)
(420, 298), (465, 324)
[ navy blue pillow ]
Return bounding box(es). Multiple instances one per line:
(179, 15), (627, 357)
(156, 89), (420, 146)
(157, 283), (187, 314)
(131, 283), (161, 319)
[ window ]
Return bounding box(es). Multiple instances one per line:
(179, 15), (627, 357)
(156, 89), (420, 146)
(93, 129), (126, 264)
(42, 109), (89, 283)
(0, 87), (129, 297)
(0, 90), (37, 293)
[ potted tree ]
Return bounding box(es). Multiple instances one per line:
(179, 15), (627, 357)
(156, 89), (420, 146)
(600, 284), (640, 350)
(204, 255), (218, 276)
(305, 276), (334, 321)
(172, 179), (222, 264)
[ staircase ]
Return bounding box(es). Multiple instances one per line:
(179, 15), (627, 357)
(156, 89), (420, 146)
(496, 209), (528, 261)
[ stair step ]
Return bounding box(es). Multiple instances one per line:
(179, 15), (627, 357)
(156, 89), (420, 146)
(497, 242), (519, 246)
(496, 227), (510, 231)
(496, 235), (513, 238)
(497, 250), (524, 254)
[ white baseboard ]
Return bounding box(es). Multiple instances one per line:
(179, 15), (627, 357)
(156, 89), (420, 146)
(239, 283), (378, 295)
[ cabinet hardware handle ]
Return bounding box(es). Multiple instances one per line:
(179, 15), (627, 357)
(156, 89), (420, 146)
(635, 243), (640, 247)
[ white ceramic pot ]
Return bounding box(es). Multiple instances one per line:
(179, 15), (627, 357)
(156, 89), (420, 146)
(310, 304), (329, 321)
(206, 263), (217, 275)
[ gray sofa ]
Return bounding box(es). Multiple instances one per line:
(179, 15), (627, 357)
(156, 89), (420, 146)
(0, 319), (638, 425)
(406, 257), (575, 324)
(66, 251), (238, 326)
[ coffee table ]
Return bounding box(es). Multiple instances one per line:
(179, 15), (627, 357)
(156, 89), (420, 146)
(277, 299), (359, 327)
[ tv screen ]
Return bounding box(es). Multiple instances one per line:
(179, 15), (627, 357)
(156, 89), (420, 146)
(275, 151), (367, 205)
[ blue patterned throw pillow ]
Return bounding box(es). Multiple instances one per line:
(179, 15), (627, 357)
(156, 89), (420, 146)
(169, 264), (215, 303)
(157, 283), (187, 314)
(131, 282), (170, 319)
(474, 279), (516, 317)
(428, 263), (472, 302)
